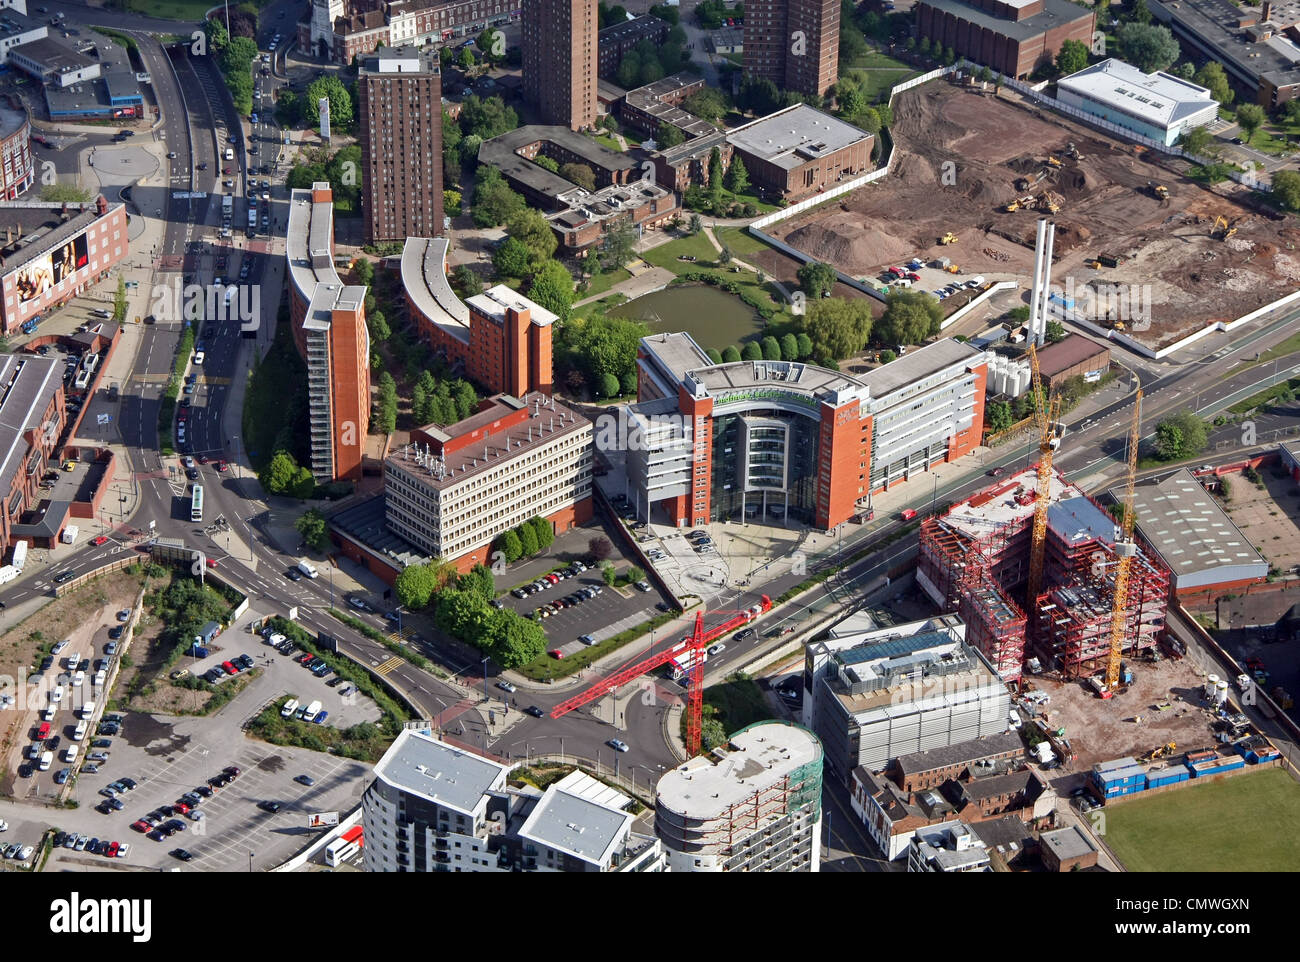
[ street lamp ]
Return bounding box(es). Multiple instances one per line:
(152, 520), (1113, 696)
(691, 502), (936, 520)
(481, 656), (490, 704)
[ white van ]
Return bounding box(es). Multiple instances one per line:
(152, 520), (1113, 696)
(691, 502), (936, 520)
(280, 697), (299, 718)
(78, 700), (96, 719)
(94, 669), (107, 688)
(299, 699), (322, 721)
(297, 560), (319, 579)
(893, 278), (912, 288)
(73, 720), (87, 741)
(62, 745), (77, 763)
(39, 751), (53, 771)
(224, 147), (234, 161)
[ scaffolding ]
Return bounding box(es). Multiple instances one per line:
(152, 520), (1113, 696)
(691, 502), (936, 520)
(1033, 548), (1170, 678)
(958, 580), (1028, 681)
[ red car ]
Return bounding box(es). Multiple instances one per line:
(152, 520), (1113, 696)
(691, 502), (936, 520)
(36, 721), (50, 740)
(906, 272), (922, 282)
(131, 820), (149, 833)
(173, 802), (190, 815)
(549, 649), (565, 659)
(90, 535), (109, 546)
(215, 461), (228, 472)
(206, 558), (218, 568)
(221, 661), (237, 675)
(197, 455), (210, 464)
(106, 840), (120, 858)
(900, 508), (918, 520)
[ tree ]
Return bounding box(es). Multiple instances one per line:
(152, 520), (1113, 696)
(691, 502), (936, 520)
(367, 310), (390, 343)
(435, 589), (490, 642)
(688, 213), (702, 234)
(722, 345), (742, 363)
(600, 222), (638, 272)
(795, 333), (813, 360)
(837, 83), (868, 122)
(452, 264), (482, 298)
(529, 261), (575, 321)
(1056, 38), (1088, 76)
(534, 154), (560, 173)
(761, 335), (782, 360)
(460, 564), (497, 604)
(1130, 0), (1152, 23)
(589, 536), (613, 561)
(1236, 103), (1265, 145)
(476, 27), (506, 65)
(460, 95), (519, 140)
(717, 244), (732, 265)
(506, 207), (558, 270)
(601, 561), (617, 586)
(1116, 23), (1179, 73)
(1286, 100), (1300, 126)
(878, 349), (896, 364)
(1272, 169), (1300, 212)
(492, 235), (531, 278)
(395, 563), (440, 609)
(259, 451), (299, 495)
(294, 509), (330, 553)
(724, 155), (750, 195)
(376, 371), (397, 433)
(1170, 62), (1195, 81)
(483, 610), (547, 669)
(658, 121), (686, 148)
(458, 46), (477, 70)
(472, 167), (525, 227)
(305, 75), (353, 129)
(562, 312), (647, 386)
(985, 399), (1014, 433)
(599, 372), (621, 398)
(780, 333), (799, 362)
(1179, 125), (1213, 156)
(741, 340), (763, 361)
(708, 146), (724, 193)
(352, 258), (375, 286)
(560, 162), (596, 190)
(529, 516), (555, 551)
(682, 87), (729, 123)
(1045, 320), (1066, 343)
(802, 297), (874, 360)
(1154, 411), (1207, 460)
(1194, 62), (1233, 105)
(978, 65), (993, 84)
(706, 348), (724, 364)
(497, 529), (524, 563)
(519, 523), (539, 557)
(797, 261), (838, 298)
(876, 290), (943, 347)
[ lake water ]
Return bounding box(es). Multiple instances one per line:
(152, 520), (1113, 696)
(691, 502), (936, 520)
(610, 284), (762, 352)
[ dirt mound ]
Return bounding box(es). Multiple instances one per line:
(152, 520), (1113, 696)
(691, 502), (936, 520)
(1056, 168), (1089, 196)
(1052, 223), (1090, 253)
(783, 214), (913, 273)
(1007, 155), (1041, 174)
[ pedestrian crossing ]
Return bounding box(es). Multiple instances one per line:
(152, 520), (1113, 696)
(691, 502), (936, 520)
(375, 656), (404, 676)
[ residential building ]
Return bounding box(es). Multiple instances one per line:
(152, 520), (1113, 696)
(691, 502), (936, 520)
(914, 0), (1096, 80)
(598, 14), (669, 76)
(850, 767), (962, 860)
(478, 125), (637, 210)
(285, 182), (371, 482)
(0, 8), (47, 68)
(357, 47), (444, 243)
(620, 73), (715, 142)
(655, 722), (823, 872)
(0, 102), (34, 199)
(0, 194), (128, 335)
(383, 392), (592, 572)
(522, 0), (597, 130)
(892, 731), (1026, 792)
(0, 353), (63, 551)
(801, 614), (1012, 780)
(627, 333), (988, 530)
(1039, 825), (1099, 872)
(907, 822), (992, 872)
(1056, 58), (1218, 147)
(1118, 468), (1268, 600)
(362, 728), (662, 871)
(727, 104), (873, 202)
(1149, 0), (1300, 107)
(301, 0), (521, 64)
(743, 0), (839, 97)
(464, 285), (555, 397)
(652, 130), (732, 193)
(546, 180), (678, 257)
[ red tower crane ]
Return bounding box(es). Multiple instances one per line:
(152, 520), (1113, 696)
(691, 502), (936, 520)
(548, 595), (773, 757)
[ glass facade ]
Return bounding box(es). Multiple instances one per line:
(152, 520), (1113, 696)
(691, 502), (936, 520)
(710, 410), (821, 523)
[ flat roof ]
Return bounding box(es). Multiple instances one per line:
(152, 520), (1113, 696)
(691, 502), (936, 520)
(941, 466), (1084, 540)
(656, 722), (822, 819)
(1118, 468), (1268, 581)
(516, 771), (634, 865)
(0, 199), (119, 276)
(371, 729), (509, 818)
(599, 14), (669, 44)
(11, 36), (92, 74)
(1040, 825), (1097, 861)
(625, 73), (717, 140)
(329, 493), (431, 569)
(1058, 59), (1215, 128)
(896, 731), (1025, 775)
(400, 237), (470, 345)
(1031, 334), (1109, 378)
(727, 104), (871, 171)
(0, 354), (60, 497)
(466, 284), (558, 328)
(916, 0), (1093, 42)
(1150, 0), (1300, 87)
(861, 338), (986, 399)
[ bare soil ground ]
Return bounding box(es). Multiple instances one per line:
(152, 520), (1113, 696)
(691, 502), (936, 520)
(0, 569), (146, 794)
(767, 79), (1299, 349)
(1220, 470), (1300, 575)
(1024, 656), (1222, 769)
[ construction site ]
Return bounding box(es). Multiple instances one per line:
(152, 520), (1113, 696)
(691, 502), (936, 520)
(764, 78), (1300, 350)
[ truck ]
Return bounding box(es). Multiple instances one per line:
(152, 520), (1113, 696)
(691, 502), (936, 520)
(11, 540), (26, 571)
(280, 697), (300, 718)
(60, 525), (79, 545)
(222, 195), (233, 216)
(297, 560), (319, 579)
(667, 648), (706, 682)
(0, 565), (16, 586)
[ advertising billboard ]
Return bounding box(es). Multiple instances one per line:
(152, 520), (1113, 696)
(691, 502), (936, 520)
(14, 231), (88, 303)
(307, 812), (340, 828)
(53, 232), (88, 286)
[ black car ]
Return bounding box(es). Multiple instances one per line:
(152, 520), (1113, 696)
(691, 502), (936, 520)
(119, 777), (137, 790)
(95, 802), (113, 815)
(171, 848), (194, 861)
(525, 705), (546, 718)
(53, 832), (67, 847)
(326, 676), (343, 687)
(77, 658), (90, 672)
(98, 723), (119, 736)
(39, 656), (53, 671)
(147, 830), (165, 842)
(185, 467), (199, 481)
(258, 800), (283, 813)
(285, 568), (302, 581)
(91, 738), (111, 749)
(108, 626), (123, 640)
(55, 570), (76, 584)
(294, 774), (315, 786)
(194, 785), (213, 798)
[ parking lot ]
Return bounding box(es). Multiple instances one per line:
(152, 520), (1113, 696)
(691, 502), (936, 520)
(500, 566), (667, 658)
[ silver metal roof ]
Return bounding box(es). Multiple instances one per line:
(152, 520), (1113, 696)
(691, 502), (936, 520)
(371, 729), (509, 817)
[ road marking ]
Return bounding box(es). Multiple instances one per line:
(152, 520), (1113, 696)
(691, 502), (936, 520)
(374, 656), (404, 676)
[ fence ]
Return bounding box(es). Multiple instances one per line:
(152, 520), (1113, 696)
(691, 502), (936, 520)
(940, 280), (1019, 330)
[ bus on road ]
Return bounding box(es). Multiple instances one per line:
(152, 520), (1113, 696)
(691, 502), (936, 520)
(191, 485), (204, 522)
(325, 826), (364, 867)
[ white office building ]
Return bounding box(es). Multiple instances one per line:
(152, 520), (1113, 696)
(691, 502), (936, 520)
(1057, 58), (1218, 147)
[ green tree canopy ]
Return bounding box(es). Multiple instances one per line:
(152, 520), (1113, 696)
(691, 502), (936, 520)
(780, 333), (799, 361)
(797, 261), (838, 298)
(985, 400), (1014, 434)
(492, 236), (530, 278)
(876, 289), (943, 347)
(795, 333), (813, 359)
(506, 207), (558, 271)
(497, 528), (523, 563)
(395, 563), (441, 609)
(658, 121), (686, 148)
(528, 261), (575, 321)
(725, 154), (750, 194)
(722, 345), (742, 363)
(1154, 411), (1208, 460)
(294, 509), (329, 552)
(1116, 23), (1179, 73)
(761, 335), (782, 360)
(1236, 103), (1265, 144)
(741, 340), (763, 361)
(306, 75), (353, 129)
(1056, 38), (1088, 76)
(1272, 169), (1300, 212)
(259, 451), (300, 495)
(1194, 61), (1233, 105)
(802, 297), (874, 360)
(560, 162), (596, 190)
(483, 609), (547, 668)
(682, 87), (729, 123)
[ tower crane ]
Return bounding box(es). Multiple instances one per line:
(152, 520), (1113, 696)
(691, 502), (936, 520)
(1103, 389), (1144, 694)
(548, 596), (773, 757)
(1025, 343), (1064, 613)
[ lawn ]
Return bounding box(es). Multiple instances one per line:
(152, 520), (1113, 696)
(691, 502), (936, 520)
(641, 233), (792, 324)
(1260, 328), (1300, 363)
(717, 225), (780, 260)
(127, 0), (268, 19)
(241, 314), (306, 471)
(592, 133), (624, 153)
(579, 265), (632, 298)
(1103, 768), (1300, 872)
(842, 51), (913, 70)
(845, 66), (918, 103)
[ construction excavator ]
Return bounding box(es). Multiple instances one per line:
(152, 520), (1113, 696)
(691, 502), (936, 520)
(1005, 194), (1035, 212)
(1213, 215), (1238, 240)
(1047, 155), (1063, 168)
(1142, 741), (1177, 761)
(1064, 142), (1080, 160)
(1038, 193), (1062, 214)
(1147, 181), (1170, 204)
(939, 231), (958, 245)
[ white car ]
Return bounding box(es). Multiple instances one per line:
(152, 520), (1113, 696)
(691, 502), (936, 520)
(52, 640), (69, 655)
(187, 810), (205, 822)
(0, 819), (8, 832)
(707, 643), (726, 656)
(71, 670), (85, 687)
(62, 745), (77, 763)
(50, 685), (64, 704)
(116, 843), (131, 859)
(607, 739), (630, 753)
(18, 845), (33, 861)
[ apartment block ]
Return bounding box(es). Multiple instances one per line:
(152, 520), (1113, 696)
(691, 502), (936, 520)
(384, 392), (592, 571)
(285, 182), (371, 482)
(914, 0), (1096, 80)
(743, 0), (839, 98)
(522, 0), (597, 129)
(598, 14), (669, 76)
(363, 727), (663, 871)
(357, 47), (444, 244)
(655, 722), (823, 872)
(465, 285), (555, 397)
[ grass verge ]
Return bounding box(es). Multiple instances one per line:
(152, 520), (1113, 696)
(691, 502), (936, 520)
(248, 698), (396, 762)
(327, 608), (446, 678)
(156, 326), (194, 457)
(513, 609), (683, 682)
(1228, 375), (1300, 415)
(241, 311), (306, 472)
(1104, 768), (1300, 871)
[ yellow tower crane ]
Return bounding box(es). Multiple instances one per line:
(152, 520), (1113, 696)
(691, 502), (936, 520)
(1025, 344), (1064, 611)
(1104, 389), (1144, 692)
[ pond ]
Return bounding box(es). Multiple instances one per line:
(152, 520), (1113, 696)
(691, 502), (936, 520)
(609, 284), (763, 353)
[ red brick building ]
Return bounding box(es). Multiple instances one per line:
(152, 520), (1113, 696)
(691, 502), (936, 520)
(522, 0), (597, 130)
(725, 104), (873, 202)
(915, 0), (1096, 79)
(744, 0), (839, 97)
